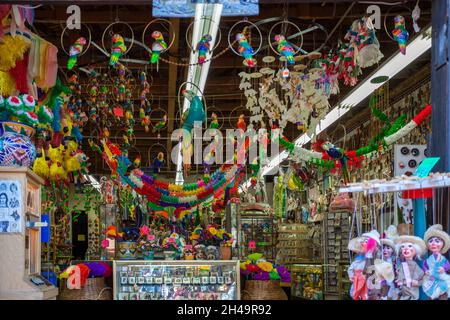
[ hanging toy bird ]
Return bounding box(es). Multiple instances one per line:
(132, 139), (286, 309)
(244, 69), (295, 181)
(142, 115), (151, 133)
(181, 90), (206, 132)
(150, 31), (168, 64)
(152, 114), (167, 133)
(109, 34), (127, 66)
(275, 34), (295, 64)
(236, 33), (257, 67)
(392, 15), (409, 55)
(210, 112), (219, 129)
(67, 37), (86, 70)
(237, 114), (246, 131)
(153, 152), (165, 174)
(196, 34), (212, 66)
(314, 140), (350, 184)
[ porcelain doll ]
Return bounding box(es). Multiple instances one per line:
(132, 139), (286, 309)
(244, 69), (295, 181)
(347, 230), (381, 300)
(422, 224), (450, 300)
(379, 225), (399, 300)
(395, 235), (426, 300)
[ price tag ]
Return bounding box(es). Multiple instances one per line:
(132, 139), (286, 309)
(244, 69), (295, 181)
(282, 68), (290, 78)
(128, 277), (136, 284)
(193, 277), (201, 284)
(120, 277), (128, 284)
(209, 277), (217, 284)
(137, 277), (145, 284)
(217, 277), (224, 284)
(225, 277), (232, 284)
(201, 277), (209, 284)
(145, 277), (153, 284)
(155, 277), (163, 284)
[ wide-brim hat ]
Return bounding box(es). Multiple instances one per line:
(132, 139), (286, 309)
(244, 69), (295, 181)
(424, 224), (450, 254)
(374, 259), (395, 283)
(362, 230), (381, 246)
(381, 238), (395, 250)
(348, 237), (364, 253)
(394, 235), (426, 257)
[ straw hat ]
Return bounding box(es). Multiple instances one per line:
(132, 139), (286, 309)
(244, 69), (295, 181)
(424, 224), (450, 254)
(374, 259), (395, 282)
(348, 237), (364, 253)
(381, 225), (398, 250)
(394, 235), (426, 257)
(361, 230), (381, 245)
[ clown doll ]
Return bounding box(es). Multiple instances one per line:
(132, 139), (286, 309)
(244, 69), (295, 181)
(422, 224), (450, 300)
(347, 230), (381, 300)
(395, 235), (426, 300)
(379, 225), (399, 300)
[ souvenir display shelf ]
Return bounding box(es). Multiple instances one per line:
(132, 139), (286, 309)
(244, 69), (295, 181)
(237, 210), (277, 261)
(113, 260), (240, 300)
(290, 263), (324, 300)
(323, 210), (352, 294)
(276, 223), (323, 267)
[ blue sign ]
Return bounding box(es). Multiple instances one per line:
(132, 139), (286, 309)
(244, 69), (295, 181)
(153, 0), (259, 17)
(414, 157), (440, 177)
(41, 214), (50, 243)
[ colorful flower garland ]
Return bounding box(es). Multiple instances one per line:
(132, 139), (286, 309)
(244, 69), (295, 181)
(280, 105), (432, 170)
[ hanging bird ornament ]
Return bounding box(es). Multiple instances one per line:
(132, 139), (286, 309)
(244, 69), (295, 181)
(392, 15), (409, 55)
(153, 152), (165, 174)
(210, 112), (219, 129)
(109, 34), (127, 66)
(236, 33), (257, 67)
(67, 37), (86, 70)
(275, 34), (295, 65)
(181, 90), (206, 132)
(152, 114), (167, 133)
(196, 34), (212, 66)
(150, 31), (168, 64)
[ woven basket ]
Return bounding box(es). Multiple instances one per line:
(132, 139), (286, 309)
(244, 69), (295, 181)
(58, 277), (113, 300)
(242, 280), (288, 300)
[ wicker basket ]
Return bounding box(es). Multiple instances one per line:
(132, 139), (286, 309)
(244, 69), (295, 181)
(242, 280), (288, 300)
(58, 277), (113, 300)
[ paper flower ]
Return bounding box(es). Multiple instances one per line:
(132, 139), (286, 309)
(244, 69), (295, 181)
(276, 265), (291, 282)
(139, 224), (150, 236)
(101, 239), (109, 248)
(21, 94), (36, 111)
(147, 234), (155, 241)
(257, 261), (273, 272)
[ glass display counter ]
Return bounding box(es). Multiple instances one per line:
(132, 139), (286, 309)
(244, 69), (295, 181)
(113, 260), (240, 300)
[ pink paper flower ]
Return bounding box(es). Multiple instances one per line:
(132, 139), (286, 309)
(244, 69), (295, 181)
(101, 239), (109, 248)
(168, 238), (175, 244)
(139, 225), (150, 236)
(147, 234), (155, 241)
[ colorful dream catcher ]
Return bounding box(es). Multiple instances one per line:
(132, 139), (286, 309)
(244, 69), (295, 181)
(228, 18), (263, 68)
(186, 16), (222, 66)
(60, 23), (92, 71)
(142, 18), (176, 70)
(101, 21), (134, 67)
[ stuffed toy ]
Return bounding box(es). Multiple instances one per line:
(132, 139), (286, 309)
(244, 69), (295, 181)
(48, 145), (67, 182)
(394, 235), (426, 300)
(32, 148), (50, 179)
(422, 224), (450, 300)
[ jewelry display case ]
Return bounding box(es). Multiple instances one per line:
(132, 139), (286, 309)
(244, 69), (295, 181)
(113, 260), (240, 300)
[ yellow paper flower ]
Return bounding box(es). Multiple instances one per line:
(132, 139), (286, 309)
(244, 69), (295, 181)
(208, 227), (218, 236)
(240, 260), (250, 270)
(257, 262), (273, 272)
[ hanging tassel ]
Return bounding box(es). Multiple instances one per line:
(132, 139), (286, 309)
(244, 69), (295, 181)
(0, 70), (16, 95)
(8, 51), (29, 93)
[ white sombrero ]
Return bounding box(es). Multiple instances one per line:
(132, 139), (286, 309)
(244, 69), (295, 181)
(394, 235), (426, 257)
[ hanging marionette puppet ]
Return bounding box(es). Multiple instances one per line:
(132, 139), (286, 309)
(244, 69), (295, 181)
(394, 235), (426, 300)
(422, 224), (450, 300)
(379, 225), (400, 300)
(347, 230), (381, 300)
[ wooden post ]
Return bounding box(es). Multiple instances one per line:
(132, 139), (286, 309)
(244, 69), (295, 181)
(430, 0), (450, 233)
